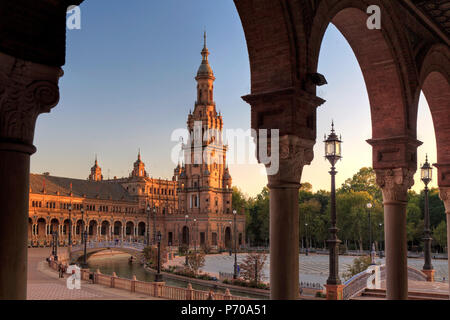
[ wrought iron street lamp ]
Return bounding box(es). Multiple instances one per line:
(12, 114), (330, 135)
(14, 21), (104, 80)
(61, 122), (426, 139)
(81, 207), (85, 244)
(153, 206), (157, 245)
(378, 223), (383, 258)
(53, 231), (58, 261)
(185, 215), (189, 266)
(146, 204), (150, 246)
(421, 155), (433, 272)
(68, 204), (72, 257)
(82, 228), (88, 268)
(155, 231), (163, 282)
(193, 218), (197, 253)
(366, 202), (373, 252)
(324, 121), (342, 287)
(233, 209), (238, 279)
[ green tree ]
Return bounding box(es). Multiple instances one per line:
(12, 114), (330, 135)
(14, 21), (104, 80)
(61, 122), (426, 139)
(340, 167), (382, 202)
(433, 220), (447, 253)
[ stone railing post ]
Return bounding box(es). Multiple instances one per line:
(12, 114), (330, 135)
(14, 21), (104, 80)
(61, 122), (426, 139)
(207, 290), (215, 300)
(375, 167), (415, 300)
(111, 272), (117, 288)
(224, 288), (232, 300)
(95, 269), (101, 284)
(186, 283), (193, 300)
(0, 51), (61, 300)
(131, 275), (137, 293)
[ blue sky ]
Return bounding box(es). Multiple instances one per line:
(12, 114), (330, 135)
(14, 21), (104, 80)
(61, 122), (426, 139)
(31, 0), (437, 197)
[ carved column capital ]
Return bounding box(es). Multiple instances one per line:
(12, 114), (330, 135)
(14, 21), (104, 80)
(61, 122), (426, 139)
(375, 168), (415, 203)
(0, 51), (62, 154)
(439, 187), (450, 214)
(265, 135), (315, 188)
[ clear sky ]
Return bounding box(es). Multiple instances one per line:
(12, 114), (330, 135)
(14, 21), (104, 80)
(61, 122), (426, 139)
(31, 0), (437, 197)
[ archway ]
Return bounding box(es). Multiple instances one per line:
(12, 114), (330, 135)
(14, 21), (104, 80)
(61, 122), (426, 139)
(89, 220), (98, 239)
(138, 222), (146, 237)
(224, 227), (232, 249)
(418, 44), (450, 294)
(101, 221), (110, 240)
(182, 226), (189, 245)
(114, 221), (122, 237)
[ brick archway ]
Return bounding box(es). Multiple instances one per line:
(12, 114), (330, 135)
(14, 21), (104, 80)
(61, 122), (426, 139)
(309, 2), (415, 139)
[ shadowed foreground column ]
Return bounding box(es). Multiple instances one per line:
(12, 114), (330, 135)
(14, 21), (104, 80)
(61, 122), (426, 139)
(266, 135), (315, 300)
(439, 188), (450, 299)
(0, 52), (61, 299)
(375, 168), (415, 300)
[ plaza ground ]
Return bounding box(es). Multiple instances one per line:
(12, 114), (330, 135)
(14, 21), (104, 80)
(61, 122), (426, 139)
(27, 248), (162, 300)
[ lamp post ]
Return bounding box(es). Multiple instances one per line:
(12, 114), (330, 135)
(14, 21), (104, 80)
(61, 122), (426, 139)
(82, 228), (88, 268)
(146, 204), (150, 246)
(81, 207), (85, 244)
(153, 206), (157, 245)
(155, 231), (163, 282)
(378, 223), (383, 258)
(305, 223), (309, 256)
(68, 204), (72, 257)
(233, 209), (238, 279)
(53, 231), (58, 261)
(193, 218), (198, 253)
(421, 155), (433, 274)
(366, 202), (373, 252)
(185, 214), (189, 266)
(324, 122), (343, 293)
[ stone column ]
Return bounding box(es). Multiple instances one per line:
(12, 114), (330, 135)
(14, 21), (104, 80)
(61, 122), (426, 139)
(266, 135), (315, 300)
(0, 52), (61, 299)
(439, 187), (450, 298)
(375, 168), (415, 300)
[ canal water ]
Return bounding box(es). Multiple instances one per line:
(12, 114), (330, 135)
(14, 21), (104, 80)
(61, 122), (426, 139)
(87, 252), (268, 299)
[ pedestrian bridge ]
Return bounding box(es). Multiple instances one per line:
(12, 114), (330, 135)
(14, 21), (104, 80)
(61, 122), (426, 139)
(343, 265), (438, 300)
(71, 241), (146, 263)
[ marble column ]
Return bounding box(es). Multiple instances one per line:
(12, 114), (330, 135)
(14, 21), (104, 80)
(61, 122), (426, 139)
(439, 188), (450, 299)
(266, 135), (315, 300)
(0, 51), (61, 299)
(375, 168), (415, 300)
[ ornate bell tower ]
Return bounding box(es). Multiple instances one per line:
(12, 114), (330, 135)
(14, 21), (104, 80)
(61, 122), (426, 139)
(89, 155), (103, 181)
(178, 33), (232, 217)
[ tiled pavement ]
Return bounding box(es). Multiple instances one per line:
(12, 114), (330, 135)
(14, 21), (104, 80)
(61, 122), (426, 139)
(27, 248), (162, 300)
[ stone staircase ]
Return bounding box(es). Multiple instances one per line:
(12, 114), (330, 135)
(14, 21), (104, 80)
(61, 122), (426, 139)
(351, 288), (449, 300)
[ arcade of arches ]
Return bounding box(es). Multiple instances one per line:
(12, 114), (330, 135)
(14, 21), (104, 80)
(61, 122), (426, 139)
(0, 0), (449, 300)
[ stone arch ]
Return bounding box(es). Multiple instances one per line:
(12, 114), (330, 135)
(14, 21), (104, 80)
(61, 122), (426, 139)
(126, 221), (134, 236)
(137, 221), (146, 237)
(49, 218), (59, 233)
(234, 0), (307, 94)
(113, 221), (122, 236)
(182, 226), (189, 245)
(309, 0), (415, 139)
(224, 226), (232, 249)
(100, 220), (110, 236)
(417, 44), (450, 168)
(88, 220), (98, 237)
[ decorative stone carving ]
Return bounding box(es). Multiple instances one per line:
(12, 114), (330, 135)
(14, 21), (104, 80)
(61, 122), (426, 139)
(0, 51), (62, 151)
(262, 134), (315, 187)
(439, 187), (450, 214)
(375, 168), (415, 203)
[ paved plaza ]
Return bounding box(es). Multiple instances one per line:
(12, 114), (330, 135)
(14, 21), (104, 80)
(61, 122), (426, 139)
(169, 252), (449, 285)
(27, 248), (162, 300)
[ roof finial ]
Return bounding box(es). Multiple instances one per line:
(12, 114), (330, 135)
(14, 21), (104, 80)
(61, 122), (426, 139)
(138, 148), (141, 160)
(331, 120), (335, 133)
(204, 30), (207, 49)
(95, 154), (98, 165)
